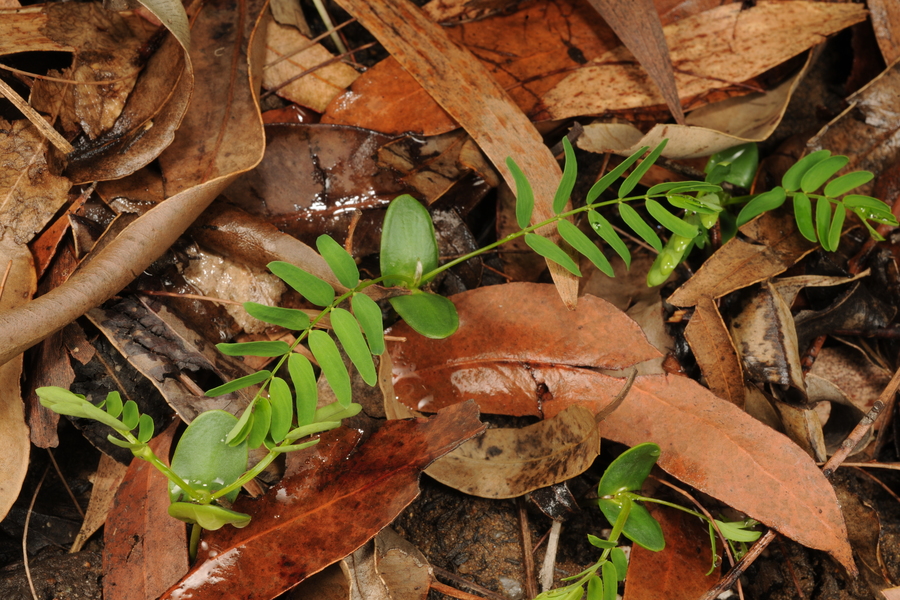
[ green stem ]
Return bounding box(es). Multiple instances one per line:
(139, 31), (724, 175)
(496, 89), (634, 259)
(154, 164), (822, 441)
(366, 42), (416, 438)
(123, 432), (204, 503)
(209, 447), (281, 501)
(189, 523), (202, 562)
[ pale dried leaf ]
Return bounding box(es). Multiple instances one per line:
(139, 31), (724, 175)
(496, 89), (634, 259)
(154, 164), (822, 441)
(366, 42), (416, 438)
(70, 453), (128, 553)
(684, 297), (745, 406)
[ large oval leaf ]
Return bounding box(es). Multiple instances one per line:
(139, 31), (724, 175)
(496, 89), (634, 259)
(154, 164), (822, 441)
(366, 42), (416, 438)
(380, 194), (439, 287)
(169, 410), (248, 504)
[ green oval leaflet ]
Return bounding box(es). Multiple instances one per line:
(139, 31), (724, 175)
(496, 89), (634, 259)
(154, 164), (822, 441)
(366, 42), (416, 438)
(381, 194), (439, 287)
(644, 199), (698, 238)
(586, 145), (647, 204)
(618, 203), (662, 251)
(556, 220), (613, 277)
(587, 534), (617, 549)
(552, 136), (577, 214)
(216, 340), (291, 358)
(618, 139), (667, 199)
(598, 442), (661, 495)
(226, 397), (256, 445)
(167, 502), (251, 530)
(205, 370), (271, 397)
(507, 156), (534, 229)
(308, 329), (352, 406)
(243, 302), (310, 331)
(288, 353), (317, 426)
(330, 307), (377, 385)
(587, 576), (602, 600)
(826, 204), (846, 253)
(601, 561), (617, 600)
(105, 391), (122, 418)
(823, 170), (873, 197)
(782, 149), (830, 191)
(610, 548), (627, 580)
(137, 413), (154, 444)
(587, 209), (631, 268)
(316, 234), (359, 288)
(169, 410), (248, 504)
(735, 186), (786, 227)
(268, 261), (335, 307)
(800, 155), (849, 193)
(524, 233), (581, 276)
(792, 193), (816, 242)
(816, 197), (833, 251)
(247, 396), (271, 448)
(598, 499), (665, 552)
(389, 291), (458, 339)
(351, 293), (385, 356)
(267, 376), (292, 443)
(647, 180), (719, 196)
(121, 400), (139, 430)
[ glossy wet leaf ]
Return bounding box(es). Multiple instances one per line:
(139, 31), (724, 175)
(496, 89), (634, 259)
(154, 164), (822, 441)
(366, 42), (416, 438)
(288, 353), (317, 426)
(351, 293), (385, 355)
(268, 261), (336, 307)
(308, 329), (352, 406)
(618, 139), (667, 198)
(169, 411), (248, 504)
(598, 499), (665, 551)
(507, 157), (534, 228)
(330, 307), (377, 385)
(524, 233), (581, 276)
(588, 209), (631, 268)
(243, 302), (310, 331)
(316, 234), (359, 288)
(736, 186), (786, 227)
(381, 194), (439, 287)
(216, 340), (291, 358)
(389, 291), (458, 339)
(793, 193), (816, 242)
(645, 199), (698, 238)
(618, 203), (662, 251)
(268, 377), (292, 444)
(586, 145), (647, 204)
(782, 149), (830, 191)
(160, 402), (484, 600)
(552, 137), (577, 214)
(823, 170), (873, 197)
(598, 443), (660, 496)
(800, 155), (849, 193)
(167, 503), (251, 530)
(557, 220), (613, 277)
(206, 370), (271, 397)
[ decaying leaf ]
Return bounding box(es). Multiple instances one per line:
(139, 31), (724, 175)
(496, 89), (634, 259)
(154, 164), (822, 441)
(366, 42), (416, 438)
(160, 402), (484, 600)
(425, 404), (601, 498)
(684, 297), (745, 406)
(341, 528), (432, 600)
(103, 420), (188, 600)
(70, 452), (128, 553)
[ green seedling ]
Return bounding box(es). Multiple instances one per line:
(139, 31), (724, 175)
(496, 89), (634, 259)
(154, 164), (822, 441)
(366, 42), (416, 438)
(36, 137), (892, 565)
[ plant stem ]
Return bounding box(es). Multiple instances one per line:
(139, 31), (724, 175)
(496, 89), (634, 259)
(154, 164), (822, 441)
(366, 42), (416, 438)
(189, 523), (202, 562)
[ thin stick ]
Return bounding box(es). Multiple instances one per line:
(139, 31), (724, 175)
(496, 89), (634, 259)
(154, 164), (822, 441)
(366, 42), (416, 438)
(431, 566), (509, 600)
(837, 462), (900, 472)
(138, 290), (244, 306)
(539, 520), (563, 592)
(264, 18), (357, 70)
(261, 42), (377, 99)
(699, 530), (776, 600)
(431, 581), (493, 600)
(0, 62), (141, 86)
(517, 497), (538, 599)
(24, 465), (51, 600)
(0, 78), (73, 154)
(46, 449), (85, 519)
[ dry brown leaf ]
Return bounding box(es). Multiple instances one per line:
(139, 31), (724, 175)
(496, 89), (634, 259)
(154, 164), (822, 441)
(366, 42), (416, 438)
(544, 2), (866, 119)
(869, 0), (900, 65)
(332, 0), (579, 307)
(70, 453), (128, 553)
(103, 420), (188, 600)
(341, 528), (432, 600)
(684, 296), (744, 406)
(263, 20), (359, 111)
(425, 404), (600, 498)
(772, 398), (827, 462)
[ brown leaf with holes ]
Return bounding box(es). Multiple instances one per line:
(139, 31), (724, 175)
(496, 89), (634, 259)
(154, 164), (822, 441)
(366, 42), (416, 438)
(160, 402), (484, 600)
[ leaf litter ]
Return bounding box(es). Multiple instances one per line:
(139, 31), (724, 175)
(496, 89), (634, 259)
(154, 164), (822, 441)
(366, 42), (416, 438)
(3, 0), (900, 599)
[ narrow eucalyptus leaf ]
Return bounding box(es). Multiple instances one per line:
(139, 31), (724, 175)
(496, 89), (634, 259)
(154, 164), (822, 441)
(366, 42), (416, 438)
(792, 193), (817, 242)
(308, 329), (352, 406)
(800, 155), (849, 193)
(268, 376), (293, 443)
(381, 194), (439, 287)
(816, 198), (833, 251)
(243, 302), (310, 331)
(507, 157), (534, 228)
(121, 400), (139, 430)
(619, 140), (667, 198)
(827, 204), (846, 253)
(289, 353), (317, 426)
(205, 370), (271, 397)
(247, 396), (271, 449)
(170, 410), (248, 504)
(137, 413), (154, 443)
(586, 146), (648, 204)
(645, 199), (698, 238)
(105, 391), (123, 418)
(268, 261), (335, 306)
(735, 187), (786, 227)
(552, 136), (577, 214)
(524, 233), (581, 276)
(557, 220), (613, 277)
(588, 209), (631, 267)
(782, 149), (830, 191)
(351, 293), (385, 355)
(389, 292), (459, 339)
(216, 340), (291, 358)
(618, 203), (662, 251)
(823, 170), (874, 197)
(316, 234), (359, 288)
(331, 307), (377, 385)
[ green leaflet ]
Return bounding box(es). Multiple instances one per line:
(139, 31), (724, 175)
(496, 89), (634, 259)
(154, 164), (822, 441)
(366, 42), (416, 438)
(247, 396), (271, 449)
(317, 234), (359, 288)
(556, 220), (613, 277)
(619, 139), (667, 198)
(524, 233), (581, 276)
(288, 353), (317, 426)
(735, 186), (786, 227)
(826, 204), (846, 253)
(121, 400), (139, 430)
(610, 548), (628, 580)
(216, 340), (291, 358)
(268, 261), (335, 307)
(351, 293), (385, 356)
(782, 149), (830, 191)
(206, 370), (271, 397)
(137, 413), (154, 443)
(330, 307), (377, 385)
(598, 443), (661, 496)
(105, 391), (122, 418)
(507, 156), (534, 229)
(601, 562), (617, 600)
(644, 199), (698, 238)
(800, 155), (849, 193)
(618, 203), (662, 251)
(553, 136), (577, 214)
(823, 170), (873, 197)
(816, 198), (833, 251)
(243, 302), (310, 331)
(308, 329), (352, 406)
(168, 503), (251, 530)
(389, 291), (458, 339)
(792, 193), (816, 242)
(381, 194), (439, 287)
(268, 376), (292, 443)
(588, 209), (631, 268)
(704, 142), (758, 188)
(586, 145), (648, 204)
(598, 499), (665, 552)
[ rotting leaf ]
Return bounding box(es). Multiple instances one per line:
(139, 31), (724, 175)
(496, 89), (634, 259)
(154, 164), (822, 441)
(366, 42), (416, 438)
(425, 404), (601, 499)
(159, 402), (484, 600)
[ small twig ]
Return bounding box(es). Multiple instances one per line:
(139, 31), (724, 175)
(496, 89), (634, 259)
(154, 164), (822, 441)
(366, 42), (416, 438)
(46, 449), (85, 519)
(539, 519), (563, 592)
(699, 529), (776, 600)
(595, 368), (637, 423)
(0, 77), (73, 154)
(821, 400), (886, 478)
(777, 537), (807, 599)
(611, 223), (657, 254)
(24, 465), (51, 600)
(137, 290), (244, 306)
(261, 42), (377, 99)
(431, 581), (495, 600)
(431, 566), (509, 600)
(517, 497), (538, 599)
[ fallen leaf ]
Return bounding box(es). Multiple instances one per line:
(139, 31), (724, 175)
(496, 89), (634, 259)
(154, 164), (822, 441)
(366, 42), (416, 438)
(332, 0), (578, 307)
(425, 404), (601, 498)
(683, 297), (744, 406)
(868, 0), (900, 64)
(70, 452), (128, 553)
(835, 481), (890, 596)
(159, 402), (484, 600)
(103, 420), (188, 600)
(623, 504), (719, 600)
(341, 528), (432, 600)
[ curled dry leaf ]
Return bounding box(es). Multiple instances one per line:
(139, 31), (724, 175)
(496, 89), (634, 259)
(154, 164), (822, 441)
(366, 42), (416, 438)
(425, 404), (601, 499)
(340, 528), (432, 600)
(160, 402), (484, 600)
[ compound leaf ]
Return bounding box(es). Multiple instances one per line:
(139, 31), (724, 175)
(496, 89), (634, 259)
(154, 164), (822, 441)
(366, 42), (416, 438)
(268, 261), (335, 307)
(588, 209), (631, 267)
(557, 220), (613, 277)
(782, 149), (830, 191)
(587, 145), (648, 204)
(524, 233), (581, 276)
(308, 330), (352, 406)
(619, 140), (667, 198)
(243, 302), (310, 331)
(553, 136), (577, 214)
(618, 203), (662, 251)
(801, 155), (850, 193)
(330, 307), (377, 385)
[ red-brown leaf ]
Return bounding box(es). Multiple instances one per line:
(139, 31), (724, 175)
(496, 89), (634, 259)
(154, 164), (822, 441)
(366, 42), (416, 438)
(159, 402), (484, 600)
